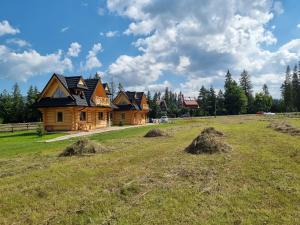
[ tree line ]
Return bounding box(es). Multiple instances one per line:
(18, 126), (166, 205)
(147, 70), (274, 118)
(0, 84), (40, 123)
(1, 63), (300, 123)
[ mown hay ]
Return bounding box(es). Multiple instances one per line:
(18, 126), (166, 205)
(59, 139), (109, 157)
(144, 128), (167, 137)
(185, 127), (230, 154)
(267, 121), (300, 136)
(201, 127), (224, 136)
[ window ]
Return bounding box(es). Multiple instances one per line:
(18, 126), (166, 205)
(80, 112), (86, 121)
(57, 112), (63, 122)
(121, 113), (125, 120)
(53, 87), (66, 98)
(98, 112), (104, 120)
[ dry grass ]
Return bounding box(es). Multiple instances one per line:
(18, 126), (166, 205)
(185, 127), (231, 154)
(267, 121), (300, 136)
(59, 139), (110, 156)
(144, 128), (167, 137)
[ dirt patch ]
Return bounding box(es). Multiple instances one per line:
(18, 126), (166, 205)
(59, 139), (110, 157)
(185, 127), (231, 154)
(267, 121), (300, 136)
(144, 128), (167, 137)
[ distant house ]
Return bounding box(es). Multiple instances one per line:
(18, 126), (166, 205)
(182, 97), (199, 109)
(35, 73), (112, 131)
(113, 91), (149, 125)
(156, 99), (168, 112)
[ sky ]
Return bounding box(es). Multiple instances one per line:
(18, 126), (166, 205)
(1, 0), (300, 98)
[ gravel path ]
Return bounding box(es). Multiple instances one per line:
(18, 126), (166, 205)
(43, 124), (153, 143)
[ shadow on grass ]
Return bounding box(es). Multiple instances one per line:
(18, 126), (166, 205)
(0, 132), (38, 139)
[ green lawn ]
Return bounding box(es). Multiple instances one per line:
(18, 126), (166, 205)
(0, 116), (299, 225)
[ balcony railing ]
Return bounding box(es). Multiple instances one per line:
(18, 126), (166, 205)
(94, 96), (110, 106)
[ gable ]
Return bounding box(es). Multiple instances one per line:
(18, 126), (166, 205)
(92, 81), (108, 99)
(114, 92), (131, 105)
(39, 75), (70, 100)
(78, 78), (85, 85)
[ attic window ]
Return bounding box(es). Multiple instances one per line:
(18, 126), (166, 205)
(53, 87), (66, 98)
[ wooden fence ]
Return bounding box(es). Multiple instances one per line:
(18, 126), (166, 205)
(0, 122), (43, 133)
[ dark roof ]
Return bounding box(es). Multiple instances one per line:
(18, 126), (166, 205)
(35, 74), (110, 108)
(102, 83), (111, 95)
(114, 91), (147, 111)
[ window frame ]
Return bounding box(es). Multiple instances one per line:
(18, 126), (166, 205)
(121, 113), (125, 120)
(57, 112), (63, 122)
(80, 111), (86, 121)
(98, 112), (104, 120)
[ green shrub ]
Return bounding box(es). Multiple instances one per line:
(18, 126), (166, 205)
(119, 121), (124, 126)
(36, 124), (45, 137)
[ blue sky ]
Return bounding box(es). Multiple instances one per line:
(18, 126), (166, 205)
(0, 0), (300, 98)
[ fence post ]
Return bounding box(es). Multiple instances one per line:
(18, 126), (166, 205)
(27, 123), (29, 130)
(11, 126), (14, 133)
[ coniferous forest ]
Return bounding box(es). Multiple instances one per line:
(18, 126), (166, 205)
(1, 64), (300, 123)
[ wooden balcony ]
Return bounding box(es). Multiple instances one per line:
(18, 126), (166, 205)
(94, 96), (110, 106)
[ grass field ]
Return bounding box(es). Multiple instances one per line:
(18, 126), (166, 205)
(0, 116), (299, 225)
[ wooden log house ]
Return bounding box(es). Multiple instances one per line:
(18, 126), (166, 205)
(35, 73), (112, 131)
(112, 91), (149, 125)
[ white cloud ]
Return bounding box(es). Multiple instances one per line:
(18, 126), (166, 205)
(106, 30), (118, 37)
(0, 20), (19, 36)
(61, 27), (69, 33)
(107, 0), (296, 98)
(0, 45), (72, 81)
(273, 1), (284, 15)
(98, 7), (106, 16)
(67, 42), (81, 57)
(100, 31), (119, 37)
(81, 43), (103, 71)
(6, 38), (31, 47)
(297, 24), (300, 29)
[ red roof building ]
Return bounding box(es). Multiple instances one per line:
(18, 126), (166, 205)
(182, 97), (199, 109)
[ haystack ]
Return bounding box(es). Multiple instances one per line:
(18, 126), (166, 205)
(144, 128), (167, 137)
(185, 127), (230, 154)
(59, 139), (109, 157)
(267, 121), (300, 136)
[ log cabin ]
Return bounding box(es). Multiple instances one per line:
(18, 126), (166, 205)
(35, 73), (112, 131)
(113, 91), (149, 125)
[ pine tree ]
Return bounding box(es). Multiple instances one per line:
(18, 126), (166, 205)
(198, 86), (210, 115)
(292, 65), (300, 111)
(239, 70), (254, 113)
(207, 86), (216, 116)
(216, 90), (225, 115)
(118, 82), (124, 92)
(281, 65), (293, 112)
(26, 85), (40, 121)
(11, 83), (25, 122)
(224, 71), (247, 114)
(0, 89), (13, 123)
(262, 84), (269, 96)
(254, 84), (272, 112)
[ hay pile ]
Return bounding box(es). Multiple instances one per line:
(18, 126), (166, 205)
(185, 127), (231, 154)
(59, 139), (109, 157)
(267, 121), (300, 136)
(144, 128), (167, 137)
